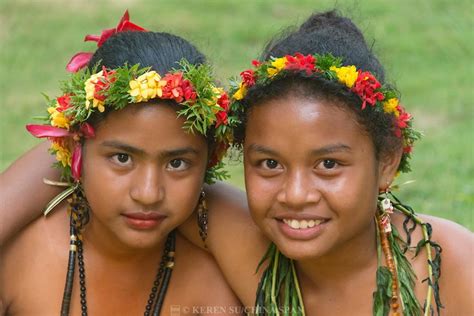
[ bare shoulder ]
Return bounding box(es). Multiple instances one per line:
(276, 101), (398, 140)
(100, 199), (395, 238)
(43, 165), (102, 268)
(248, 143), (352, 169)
(393, 212), (473, 314)
(205, 181), (268, 252)
(423, 215), (474, 314)
(0, 203), (69, 314)
(171, 232), (242, 309)
(204, 182), (269, 306)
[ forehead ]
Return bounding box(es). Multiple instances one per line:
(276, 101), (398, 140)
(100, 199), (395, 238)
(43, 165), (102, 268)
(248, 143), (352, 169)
(245, 95), (371, 152)
(91, 102), (207, 150)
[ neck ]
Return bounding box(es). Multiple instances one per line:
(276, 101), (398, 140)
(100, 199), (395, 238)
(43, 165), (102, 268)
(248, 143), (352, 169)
(296, 218), (378, 290)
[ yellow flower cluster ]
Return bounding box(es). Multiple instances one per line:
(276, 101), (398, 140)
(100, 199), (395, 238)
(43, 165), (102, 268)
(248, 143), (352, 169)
(51, 141), (71, 167)
(47, 107), (70, 129)
(128, 71), (166, 103)
(330, 65), (358, 88)
(383, 98), (400, 117)
(267, 57), (288, 77)
(232, 82), (247, 101)
(85, 71), (106, 112)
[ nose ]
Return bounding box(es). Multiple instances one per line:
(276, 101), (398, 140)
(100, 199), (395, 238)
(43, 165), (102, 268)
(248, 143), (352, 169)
(129, 164), (164, 206)
(277, 169), (320, 209)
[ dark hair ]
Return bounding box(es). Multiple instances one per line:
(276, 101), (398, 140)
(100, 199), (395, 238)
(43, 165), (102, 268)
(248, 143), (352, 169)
(235, 10), (402, 161)
(89, 31), (206, 73)
(86, 31), (216, 150)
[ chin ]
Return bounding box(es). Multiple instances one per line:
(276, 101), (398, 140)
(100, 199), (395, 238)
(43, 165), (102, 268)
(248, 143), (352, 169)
(276, 240), (327, 261)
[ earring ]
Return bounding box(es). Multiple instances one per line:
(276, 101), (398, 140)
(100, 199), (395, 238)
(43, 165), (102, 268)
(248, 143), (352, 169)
(196, 190), (208, 246)
(378, 185), (394, 233)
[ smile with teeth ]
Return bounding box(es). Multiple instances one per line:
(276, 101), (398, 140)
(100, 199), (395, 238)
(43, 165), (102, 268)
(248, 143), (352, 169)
(282, 218), (325, 229)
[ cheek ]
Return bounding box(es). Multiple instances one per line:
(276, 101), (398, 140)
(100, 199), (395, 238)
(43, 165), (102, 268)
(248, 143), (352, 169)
(165, 170), (205, 220)
(244, 164), (276, 223)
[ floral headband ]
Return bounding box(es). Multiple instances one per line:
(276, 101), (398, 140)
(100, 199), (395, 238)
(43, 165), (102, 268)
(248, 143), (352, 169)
(230, 53), (420, 173)
(26, 12), (235, 215)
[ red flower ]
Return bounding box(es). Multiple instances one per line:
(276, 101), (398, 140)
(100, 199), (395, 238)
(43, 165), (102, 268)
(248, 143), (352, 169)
(208, 141), (229, 167)
(252, 60), (262, 67)
(284, 53), (315, 74)
(351, 70), (384, 109)
(217, 93), (230, 111)
(396, 105), (411, 129)
(161, 73), (196, 103)
(56, 94), (72, 112)
(240, 70), (256, 86)
(93, 67), (116, 101)
(66, 10), (146, 73)
(84, 10), (146, 47)
(79, 123), (95, 138)
(403, 145), (413, 154)
(215, 110), (228, 128)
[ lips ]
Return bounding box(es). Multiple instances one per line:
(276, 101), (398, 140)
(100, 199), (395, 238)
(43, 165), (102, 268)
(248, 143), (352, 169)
(122, 212), (166, 230)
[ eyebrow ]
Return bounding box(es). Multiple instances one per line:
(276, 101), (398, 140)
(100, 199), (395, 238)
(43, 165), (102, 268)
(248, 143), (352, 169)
(100, 140), (200, 158)
(247, 143), (352, 156)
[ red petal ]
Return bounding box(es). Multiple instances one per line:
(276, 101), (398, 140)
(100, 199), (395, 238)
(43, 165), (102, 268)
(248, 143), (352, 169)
(66, 52), (93, 73)
(26, 124), (71, 138)
(97, 28), (116, 47)
(84, 34), (100, 43)
(79, 123), (95, 138)
(116, 10), (130, 30)
(71, 144), (82, 181)
(120, 20), (146, 32)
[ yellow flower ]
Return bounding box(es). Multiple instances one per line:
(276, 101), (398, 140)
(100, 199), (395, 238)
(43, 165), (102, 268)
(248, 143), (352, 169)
(47, 107), (70, 129)
(232, 82), (247, 100)
(330, 65), (358, 88)
(84, 71), (106, 112)
(51, 142), (71, 167)
(128, 71), (164, 102)
(267, 57), (287, 77)
(383, 98), (400, 117)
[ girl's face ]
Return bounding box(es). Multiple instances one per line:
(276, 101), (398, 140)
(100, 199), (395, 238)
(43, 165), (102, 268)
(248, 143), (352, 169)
(81, 102), (207, 250)
(244, 94), (398, 260)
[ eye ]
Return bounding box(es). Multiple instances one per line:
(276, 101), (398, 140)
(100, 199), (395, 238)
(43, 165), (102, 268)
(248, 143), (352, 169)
(167, 159), (189, 171)
(261, 159), (281, 170)
(111, 153), (132, 166)
(322, 159), (337, 169)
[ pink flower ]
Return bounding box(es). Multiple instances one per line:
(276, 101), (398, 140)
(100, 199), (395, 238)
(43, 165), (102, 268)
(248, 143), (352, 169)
(26, 124), (71, 138)
(66, 52), (94, 73)
(71, 144), (82, 181)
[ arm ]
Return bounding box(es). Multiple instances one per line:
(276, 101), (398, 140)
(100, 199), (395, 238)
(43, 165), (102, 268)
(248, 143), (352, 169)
(0, 141), (61, 245)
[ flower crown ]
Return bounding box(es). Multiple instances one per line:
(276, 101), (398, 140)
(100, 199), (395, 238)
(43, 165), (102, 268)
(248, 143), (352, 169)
(27, 61), (235, 185)
(230, 53), (421, 173)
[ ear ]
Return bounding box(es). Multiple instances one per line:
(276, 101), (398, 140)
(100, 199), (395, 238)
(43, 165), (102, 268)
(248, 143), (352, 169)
(377, 148), (403, 191)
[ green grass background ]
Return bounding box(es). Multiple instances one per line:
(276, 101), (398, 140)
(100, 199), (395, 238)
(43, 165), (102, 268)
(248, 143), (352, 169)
(1, 0), (472, 230)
